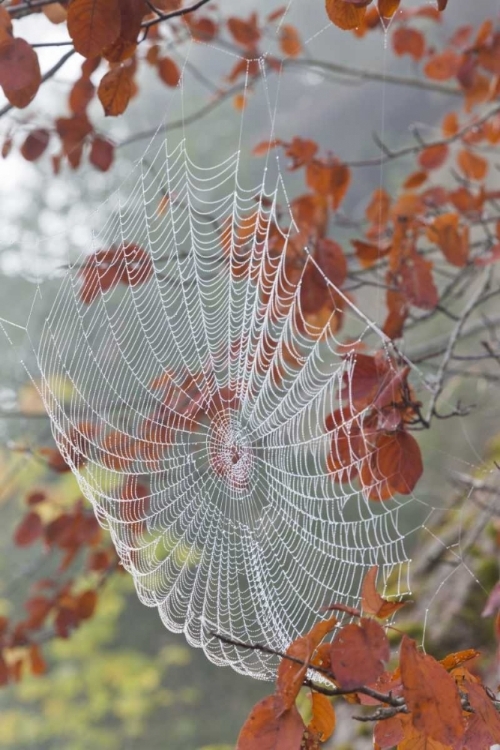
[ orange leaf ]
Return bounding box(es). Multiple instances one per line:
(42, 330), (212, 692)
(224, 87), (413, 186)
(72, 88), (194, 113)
(308, 693), (336, 742)
(330, 618), (389, 690)
(68, 0), (120, 58)
(392, 27), (425, 61)
(426, 213), (469, 267)
(403, 171), (427, 190)
(325, 0), (368, 30)
(236, 697), (305, 750)
(400, 636), (464, 748)
(424, 50), (461, 81)
(377, 0), (400, 18)
(400, 253), (439, 310)
(227, 16), (260, 48)
(439, 649), (480, 671)
(374, 714), (405, 749)
(279, 25), (302, 57)
(351, 239), (390, 268)
(442, 112), (459, 137)
(361, 565), (406, 619)
(276, 616), (338, 713)
(98, 63), (134, 116)
(29, 644), (47, 676)
(330, 161), (351, 209)
(365, 188), (391, 225)
(157, 56), (181, 87)
(463, 682), (500, 748)
(418, 144), (448, 170)
(457, 149), (488, 181)
(42, 3), (68, 24)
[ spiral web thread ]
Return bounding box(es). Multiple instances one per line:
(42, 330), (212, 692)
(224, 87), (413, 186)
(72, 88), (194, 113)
(27, 129), (421, 679)
(1, 5), (455, 680)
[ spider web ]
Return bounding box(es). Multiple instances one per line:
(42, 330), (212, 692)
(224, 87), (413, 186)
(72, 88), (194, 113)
(1, 0), (494, 682)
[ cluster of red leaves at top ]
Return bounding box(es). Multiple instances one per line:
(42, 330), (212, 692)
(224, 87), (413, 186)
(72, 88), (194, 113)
(325, 353), (423, 500)
(237, 565), (500, 750)
(325, 0), (447, 31)
(0, 488), (118, 686)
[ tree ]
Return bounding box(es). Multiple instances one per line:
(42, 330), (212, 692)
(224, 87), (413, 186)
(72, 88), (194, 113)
(0, 0), (500, 748)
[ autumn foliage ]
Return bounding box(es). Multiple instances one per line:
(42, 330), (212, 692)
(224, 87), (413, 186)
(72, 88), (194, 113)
(1, 0), (500, 747)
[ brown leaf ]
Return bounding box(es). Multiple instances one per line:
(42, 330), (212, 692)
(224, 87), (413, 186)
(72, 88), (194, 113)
(227, 15), (260, 48)
(424, 50), (461, 81)
(20, 129), (50, 162)
(14, 511), (43, 547)
(56, 113), (93, 168)
(426, 213), (469, 267)
(69, 75), (95, 114)
(157, 56), (181, 87)
(102, 0), (146, 62)
(42, 3), (67, 24)
(400, 636), (464, 748)
(374, 714), (405, 748)
(463, 682), (500, 747)
(76, 590), (98, 620)
(98, 63), (134, 116)
(237, 697), (305, 750)
(89, 136), (114, 171)
(376, 430), (423, 496)
(308, 693), (336, 742)
(325, 0), (368, 30)
(361, 565), (406, 619)
(400, 253), (439, 310)
(0, 38), (41, 109)
(67, 0), (121, 58)
(330, 618), (389, 690)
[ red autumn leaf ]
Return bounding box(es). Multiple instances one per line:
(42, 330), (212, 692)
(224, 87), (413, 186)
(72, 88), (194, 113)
(392, 27), (426, 60)
(403, 171), (428, 190)
(307, 160), (334, 195)
(157, 56), (181, 87)
(54, 606), (80, 638)
(383, 287), (408, 340)
(463, 681), (500, 747)
(330, 618), (389, 690)
(279, 25), (302, 57)
(276, 616), (338, 713)
(341, 353), (381, 406)
(227, 15), (260, 48)
(89, 136), (114, 171)
(330, 162), (351, 209)
(457, 149), (488, 181)
(0, 654), (8, 686)
(424, 50), (461, 81)
(25, 596), (53, 628)
(308, 693), (336, 742)
(326, 0), (368, 30)
(56, 113), (93, 169)
(285, 137), (318, 169)
(365, 188), (391, 225)
(29, 644), (47, 676)
(376, 429), (423, 496)
(361, 565), (407, 619)
(0, 38), (41, 108)
(437, 0), (448, 9)
(400, 635), (465, 748)
(14, 511), (43, 547)
(102, 0), (147, 62)
(351, 239), (390, 268)
(69, 74), (95, 115)
(374, 714), (405, 749)
(400, 252), (438, 310)
(76, 590), (98, 620)
(418, 144), (449, 170)
(26, 491), (46, 506)
(315, 238), (347, 288)
(426, 213), (469, 267)
(20, 129), (50, 162)
(236, 697), (305, 750)
(98, 63), (135, 116)
(67, 0), (121, 58)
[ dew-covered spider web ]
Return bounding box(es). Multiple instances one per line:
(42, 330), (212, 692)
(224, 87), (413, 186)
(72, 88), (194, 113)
(1, 0), (498, 682)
